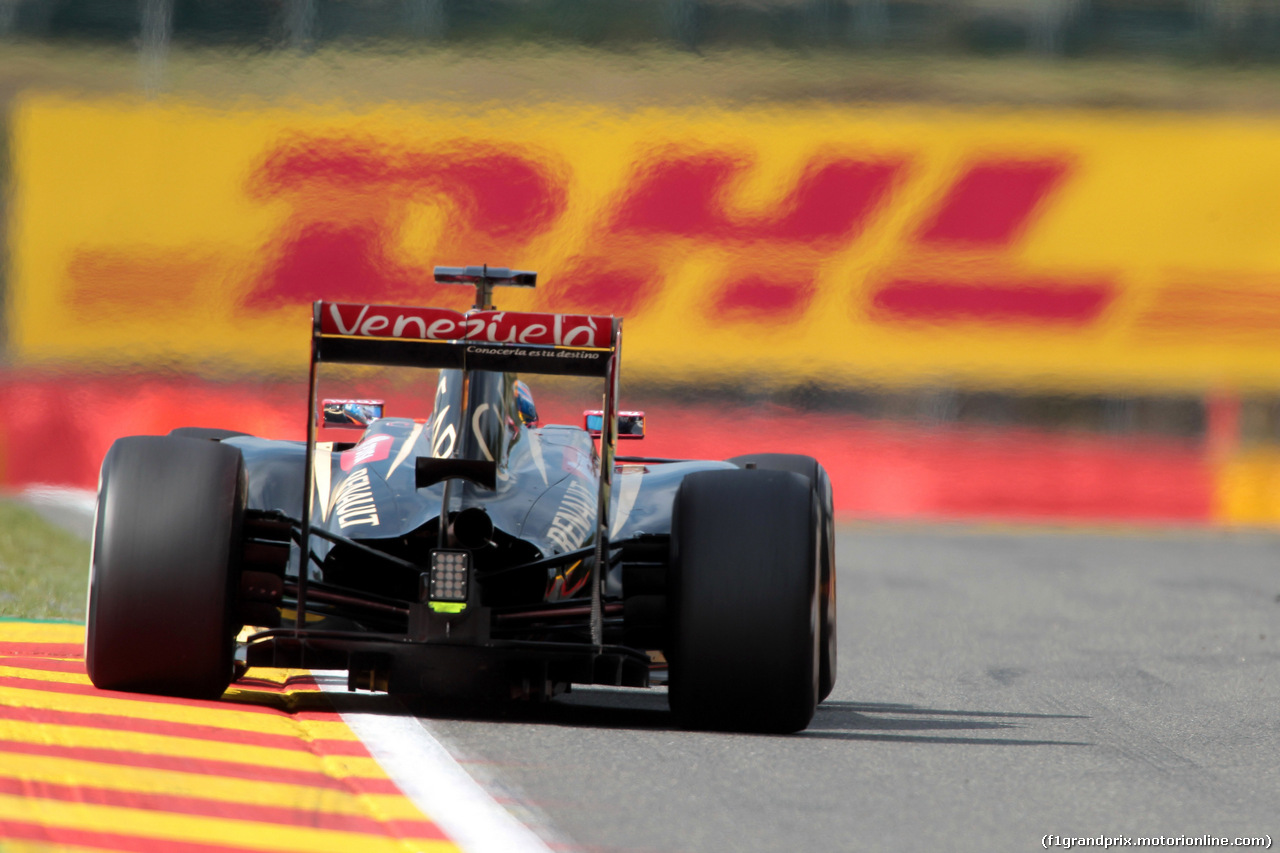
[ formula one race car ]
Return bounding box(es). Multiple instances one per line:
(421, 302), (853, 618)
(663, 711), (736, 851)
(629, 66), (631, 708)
(85, 267), (837, 733)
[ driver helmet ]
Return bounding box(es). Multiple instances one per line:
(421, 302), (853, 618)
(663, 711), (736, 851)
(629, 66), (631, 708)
(342, 402), (376, 426)
(515, 379), (539, 427)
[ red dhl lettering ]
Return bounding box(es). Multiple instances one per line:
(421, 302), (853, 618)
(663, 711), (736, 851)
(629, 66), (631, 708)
(70, 134), (1103, 334)
(914, 159), (1071, 247)
(253, 137), (568, 244)
(870, 279), (1115, 326)
(609, 150), (905, 245)
(242, 140), (911, 311)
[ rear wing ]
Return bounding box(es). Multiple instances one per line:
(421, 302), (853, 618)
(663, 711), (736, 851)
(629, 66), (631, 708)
(313, 301), (618, 378)
(297, 282), (625, 651)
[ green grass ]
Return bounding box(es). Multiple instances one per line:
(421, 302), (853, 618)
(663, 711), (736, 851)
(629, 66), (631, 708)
(0, 502), (91, 623)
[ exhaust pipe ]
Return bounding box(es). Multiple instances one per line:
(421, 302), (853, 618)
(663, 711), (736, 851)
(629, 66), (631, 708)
(450, 507), (494, 548)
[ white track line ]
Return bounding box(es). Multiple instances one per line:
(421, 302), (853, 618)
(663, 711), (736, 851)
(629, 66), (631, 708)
(22, 484), (97, 513)
(21, 484), (97, 540)
(313, 673), (557, 853)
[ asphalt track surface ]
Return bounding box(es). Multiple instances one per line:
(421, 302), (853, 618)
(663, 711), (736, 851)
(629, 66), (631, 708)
(409, 524), (1280, 853)
(17, 496), (1280, 852)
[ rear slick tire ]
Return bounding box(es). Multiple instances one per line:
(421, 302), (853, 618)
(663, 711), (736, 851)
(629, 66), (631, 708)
(668, 469), (820, 734)
(86, 435), (246, 699)
(729, 453), (837, 702)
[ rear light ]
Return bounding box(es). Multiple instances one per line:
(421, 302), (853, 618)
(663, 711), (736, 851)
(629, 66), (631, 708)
(426, 549), (470, 612)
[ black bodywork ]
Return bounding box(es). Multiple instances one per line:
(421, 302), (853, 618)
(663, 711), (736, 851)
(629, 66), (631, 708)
(231, 278), (735, 699)
(232, 388), (732, 697)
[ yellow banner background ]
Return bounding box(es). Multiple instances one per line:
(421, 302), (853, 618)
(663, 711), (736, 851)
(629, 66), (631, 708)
(12, 96), (1280, 394)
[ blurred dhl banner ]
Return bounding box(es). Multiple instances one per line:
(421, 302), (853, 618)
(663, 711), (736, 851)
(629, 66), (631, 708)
(11, 94), (1280, 394)
(8, 94), (1280, 525)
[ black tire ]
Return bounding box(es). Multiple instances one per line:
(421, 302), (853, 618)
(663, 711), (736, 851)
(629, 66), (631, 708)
(86, 435), (246, 699)
(667, 469), (820, 733)
(168, 427), (250, 442)
(729, 453), (838, 702)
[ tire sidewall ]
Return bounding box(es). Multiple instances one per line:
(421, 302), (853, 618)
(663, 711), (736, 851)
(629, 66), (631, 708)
(668, 468), (819, 733)
(86, 436), (245, 698)
(728, 453), (837, 700)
